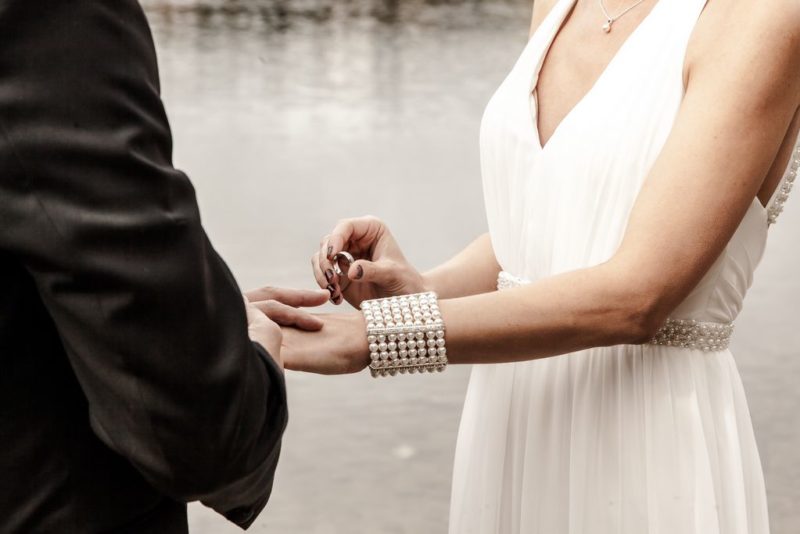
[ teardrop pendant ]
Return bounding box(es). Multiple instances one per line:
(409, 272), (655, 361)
(602, 19), (613, 33)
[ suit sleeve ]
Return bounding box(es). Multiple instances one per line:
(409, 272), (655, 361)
(0, 0), (286, 527)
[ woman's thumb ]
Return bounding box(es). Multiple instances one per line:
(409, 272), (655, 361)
(348, 259), (396, 286)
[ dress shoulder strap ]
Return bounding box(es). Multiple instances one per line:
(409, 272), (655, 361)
(766, 137), (799, 225)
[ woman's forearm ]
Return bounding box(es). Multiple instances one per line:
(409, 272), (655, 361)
(438, 260), (662, 364)
(334, 258), (661, 371)
(422, 233), (502, 299)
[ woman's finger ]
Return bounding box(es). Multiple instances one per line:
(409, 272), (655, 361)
(313, 253), (339, 302)
(329, 216), (384, 257)
(327, 219), (356, 259)
(318, 234), (340, 294)
(252, 300), (325, 331)
(311, 252), (331, 290)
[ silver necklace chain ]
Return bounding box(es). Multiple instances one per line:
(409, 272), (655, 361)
(597, 0), (648, 33)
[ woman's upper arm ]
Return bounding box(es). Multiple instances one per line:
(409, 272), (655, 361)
(611, 1), (800, 321)
(529, 0), (557, 38)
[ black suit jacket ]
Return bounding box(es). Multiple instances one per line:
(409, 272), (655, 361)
(0, 1), (288, 532)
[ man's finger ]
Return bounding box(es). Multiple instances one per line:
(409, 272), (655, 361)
(244, 299), (263, 323)
(245, 286), (330, 308)
(253, 300), (325, 331)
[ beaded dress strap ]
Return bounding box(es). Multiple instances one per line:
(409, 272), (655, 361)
(766, 138), (799, 225)
(496, 271), (733, 351)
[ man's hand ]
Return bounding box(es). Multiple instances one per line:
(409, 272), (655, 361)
(243, 287), (331, 366)
(244, 299), (284, 366)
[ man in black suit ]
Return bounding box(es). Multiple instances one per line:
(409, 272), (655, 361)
(0, 0), (326, 531)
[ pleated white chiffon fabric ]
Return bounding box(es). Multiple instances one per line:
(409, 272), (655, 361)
(448, 0), (796, 532)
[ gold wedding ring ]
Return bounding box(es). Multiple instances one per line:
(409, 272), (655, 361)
(333, 251), (355, 277)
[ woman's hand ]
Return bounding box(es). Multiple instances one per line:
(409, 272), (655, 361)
(243, 286), (331, 367)
(312, 216), (426, 308)
(280, 313), (371, 374)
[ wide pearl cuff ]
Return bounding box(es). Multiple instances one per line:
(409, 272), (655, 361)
(361, 292), (448, 377)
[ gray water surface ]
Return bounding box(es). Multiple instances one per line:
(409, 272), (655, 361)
(140, 2), (800, 532)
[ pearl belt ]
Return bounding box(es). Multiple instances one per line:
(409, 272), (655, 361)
(497, 271), (733, 352)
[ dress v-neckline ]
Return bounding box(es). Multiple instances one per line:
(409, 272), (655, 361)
(528, 0), (663, 151)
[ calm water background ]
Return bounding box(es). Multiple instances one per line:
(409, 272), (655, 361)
(140, 1), (800, 532)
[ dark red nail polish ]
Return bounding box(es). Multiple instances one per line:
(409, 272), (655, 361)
(326, 284), (336, 300)
(325, 269), (334, 281)
(354, 265), (364, 280)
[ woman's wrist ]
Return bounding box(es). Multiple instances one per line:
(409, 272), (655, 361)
(418, 234), (502, 300)
(419, 271), (437, 294)
(343, 312), (371, 371)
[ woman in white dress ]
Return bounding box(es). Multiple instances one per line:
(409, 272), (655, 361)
(269, 0), (800, 532)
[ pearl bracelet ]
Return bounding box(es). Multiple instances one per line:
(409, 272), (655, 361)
(360, 292), (448, 378)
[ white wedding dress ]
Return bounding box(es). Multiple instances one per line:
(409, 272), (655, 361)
(449, 0), (798, 533)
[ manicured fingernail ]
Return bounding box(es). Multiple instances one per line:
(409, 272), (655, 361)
(325, 268), (334, 281)
(326, 284), (336, 300)
(327, 245), (333, 259)
(354, 265), (364, 280)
